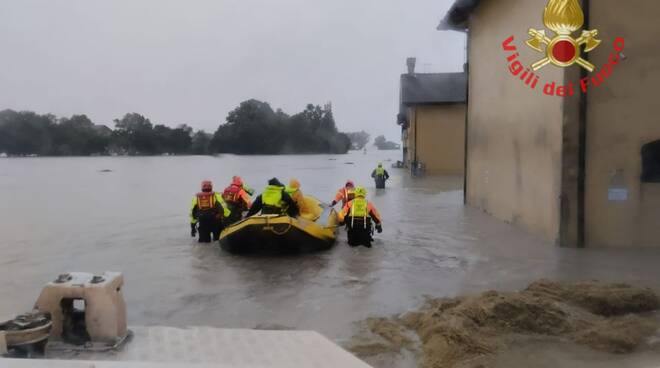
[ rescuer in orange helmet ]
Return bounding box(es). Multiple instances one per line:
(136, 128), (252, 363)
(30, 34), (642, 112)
(190, 180), (231, 243)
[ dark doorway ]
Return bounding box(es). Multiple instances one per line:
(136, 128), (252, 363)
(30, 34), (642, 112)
(641, 140), (660, 183)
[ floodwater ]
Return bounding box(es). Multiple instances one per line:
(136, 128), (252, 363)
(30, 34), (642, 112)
(2, 152), (660, 366)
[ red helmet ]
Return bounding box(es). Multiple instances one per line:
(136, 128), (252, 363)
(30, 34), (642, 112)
(345, 180), (355, 188)
(232, 176), (243, 186)
(201, 180), (213, 192)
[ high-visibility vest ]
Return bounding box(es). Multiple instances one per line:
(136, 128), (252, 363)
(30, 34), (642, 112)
(344, 188), (355, 204)
(350, 198), (369, 229)
(196, 192), (217, 211)
(262, 185), (284, 208)
(375, 167), (385, 177)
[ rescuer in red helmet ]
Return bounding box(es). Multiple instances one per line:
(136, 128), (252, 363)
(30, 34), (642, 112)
(330, 180), (356, 208)
(221, 176), (253, 225)
(190, 180), (231, 243)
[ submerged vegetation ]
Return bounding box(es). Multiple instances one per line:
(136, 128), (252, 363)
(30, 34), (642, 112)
(345, 131), (370, 150)
(0, 100), (351, 156)
(374, 135), (401, 150)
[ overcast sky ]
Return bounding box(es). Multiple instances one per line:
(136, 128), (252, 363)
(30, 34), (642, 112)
(0, 0), (464, 141)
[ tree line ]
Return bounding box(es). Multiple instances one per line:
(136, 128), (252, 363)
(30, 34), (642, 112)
(0, 100), (359, 156)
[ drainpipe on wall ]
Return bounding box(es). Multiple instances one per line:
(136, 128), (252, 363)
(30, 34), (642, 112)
(577, 0), (590, 248)
(413, 107), (418, 165)
(463, 32), (470, 205)
(409, 58), (418, 167)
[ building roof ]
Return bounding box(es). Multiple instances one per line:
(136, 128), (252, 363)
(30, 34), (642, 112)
(437, 0), (482, 31)
(400, 72), (467, 106)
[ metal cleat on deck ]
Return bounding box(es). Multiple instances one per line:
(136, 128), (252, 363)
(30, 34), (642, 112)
(0, 311), (52, 357)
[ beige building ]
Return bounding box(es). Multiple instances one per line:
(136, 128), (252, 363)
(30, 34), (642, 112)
(398, 60), (467, 175)
(440, 0), (660, 247)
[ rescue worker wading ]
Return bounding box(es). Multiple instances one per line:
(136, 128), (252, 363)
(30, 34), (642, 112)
(371, 163), (390, 189)
(190, 180), (231, 243)
(222, 176), (252, 224)
(338, 186), (382, 248)
(246, 178), (300, 218)
(330, 180), (355, 208)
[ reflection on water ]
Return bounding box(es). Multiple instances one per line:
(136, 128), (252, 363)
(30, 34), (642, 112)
(1, 152), (660, 351)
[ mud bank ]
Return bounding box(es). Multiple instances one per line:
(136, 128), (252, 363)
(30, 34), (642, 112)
(348, 280), (660, 368)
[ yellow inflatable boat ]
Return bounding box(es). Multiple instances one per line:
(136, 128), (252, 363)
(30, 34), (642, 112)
(219, 196), (339, 254)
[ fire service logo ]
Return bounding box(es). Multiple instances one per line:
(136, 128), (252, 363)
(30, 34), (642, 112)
(501, 0), (625, 96)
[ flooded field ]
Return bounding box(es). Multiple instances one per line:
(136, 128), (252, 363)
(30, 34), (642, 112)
(2, 152), (660, 367)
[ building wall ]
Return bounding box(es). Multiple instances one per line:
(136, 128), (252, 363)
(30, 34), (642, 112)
(585, 1), (660, 247)
(466, 0), (566, 242)
(409, 104), (466, 174)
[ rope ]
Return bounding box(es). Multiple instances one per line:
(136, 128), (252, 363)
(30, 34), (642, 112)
(263, 215), (293, 235)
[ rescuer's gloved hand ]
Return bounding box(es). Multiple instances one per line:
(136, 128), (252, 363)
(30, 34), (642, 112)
(190, 223), (197, 237)
(330, 200), (337, 207)
(243, 185), (255, 196)
(376, 224), (383, 233)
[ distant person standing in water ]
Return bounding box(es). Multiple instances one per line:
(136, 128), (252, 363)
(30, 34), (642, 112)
(190, 180), (231, 243)
(371, 163), (390, 189)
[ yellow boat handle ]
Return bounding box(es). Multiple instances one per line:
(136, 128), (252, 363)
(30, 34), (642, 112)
(263, 216), (293, 235)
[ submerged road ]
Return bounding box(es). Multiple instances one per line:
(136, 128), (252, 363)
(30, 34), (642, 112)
(1, 152), (660, 349)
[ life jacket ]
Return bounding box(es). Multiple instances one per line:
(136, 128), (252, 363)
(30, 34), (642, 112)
(350, 198), (370, 229)
(343, 188), (355, 204)
(222, 184), (242, 204)
(196, 192), (217, 212)
(262, 185), (284, 214)
(375, 167), (385, 177)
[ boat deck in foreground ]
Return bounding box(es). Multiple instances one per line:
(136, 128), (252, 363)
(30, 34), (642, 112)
(1, 327), (371, 368)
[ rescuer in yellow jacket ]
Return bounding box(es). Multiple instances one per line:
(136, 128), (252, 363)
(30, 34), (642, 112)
(338, 186), (382, 248)
(285, 178), (309, 215)
(371, 163), (390, 189)
(246, 178), (299, 217)
(190, 180), (231, 243)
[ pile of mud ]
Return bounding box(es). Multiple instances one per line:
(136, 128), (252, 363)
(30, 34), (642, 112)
(348, 280), (660, 368)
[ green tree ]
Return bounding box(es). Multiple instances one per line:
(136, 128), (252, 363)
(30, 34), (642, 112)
(211, 99), (287, 154)
(54, 115), (109, 155)
(191, 131), (213, 155)
(0, 110), (56, 155)
(285, 104), (349, 154)
(113, 113), (156, 154)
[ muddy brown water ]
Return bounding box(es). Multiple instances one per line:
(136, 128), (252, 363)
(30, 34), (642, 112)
(2, 152), (660, 367)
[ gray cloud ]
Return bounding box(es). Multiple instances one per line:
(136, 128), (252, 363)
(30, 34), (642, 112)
(0, 0), (465, 141)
